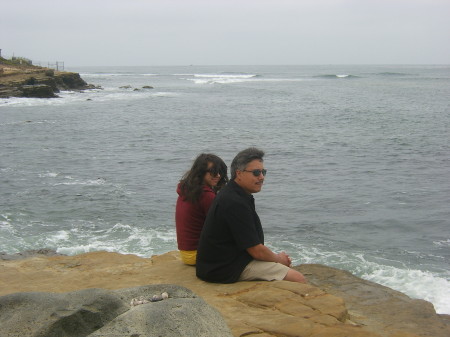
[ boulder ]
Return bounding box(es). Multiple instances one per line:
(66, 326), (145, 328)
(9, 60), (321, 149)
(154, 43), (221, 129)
(0, 289), (127, 337)
(0, 284), (232, 337)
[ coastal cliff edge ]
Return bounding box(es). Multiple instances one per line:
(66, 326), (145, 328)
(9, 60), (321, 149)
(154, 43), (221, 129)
(1, 250), (449, 337)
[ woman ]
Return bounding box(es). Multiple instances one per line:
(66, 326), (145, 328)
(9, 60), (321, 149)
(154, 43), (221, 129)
(176, 153), (228, 265)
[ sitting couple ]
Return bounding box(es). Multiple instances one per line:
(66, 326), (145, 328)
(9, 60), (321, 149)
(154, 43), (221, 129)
(175, 148), (306, 284)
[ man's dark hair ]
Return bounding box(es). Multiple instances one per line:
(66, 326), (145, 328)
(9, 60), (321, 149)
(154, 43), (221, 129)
(230, 147), (264, 180)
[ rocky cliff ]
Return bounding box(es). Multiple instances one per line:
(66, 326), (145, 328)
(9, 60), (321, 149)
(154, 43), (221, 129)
(0, 250), (449, 337)
(0, 63), (98, 98)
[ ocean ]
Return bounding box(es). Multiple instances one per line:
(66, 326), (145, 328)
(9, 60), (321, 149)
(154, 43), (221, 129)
(1, 65), (449, 314)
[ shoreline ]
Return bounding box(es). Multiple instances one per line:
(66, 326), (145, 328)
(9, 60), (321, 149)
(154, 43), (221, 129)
(1, 249), (449, 336)
(0, 248), (66, 261)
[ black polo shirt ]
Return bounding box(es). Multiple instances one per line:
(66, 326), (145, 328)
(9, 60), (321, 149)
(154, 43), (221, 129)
(196, 180), (264, 283)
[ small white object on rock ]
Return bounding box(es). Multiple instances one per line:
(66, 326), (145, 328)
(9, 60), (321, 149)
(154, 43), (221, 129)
(130, 292), (170, 306)
(151, 294), (163, 302)
(130, 296), (150, 306)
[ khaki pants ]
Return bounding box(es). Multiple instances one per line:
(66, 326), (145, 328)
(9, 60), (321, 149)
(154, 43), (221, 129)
(239, 260), (290, 281)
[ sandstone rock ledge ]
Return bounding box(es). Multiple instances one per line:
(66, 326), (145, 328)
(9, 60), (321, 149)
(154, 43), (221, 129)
(0, 251), (449, 337)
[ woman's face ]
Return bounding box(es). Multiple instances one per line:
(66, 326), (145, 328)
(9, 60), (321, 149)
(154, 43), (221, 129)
(203, 162), (221, 188)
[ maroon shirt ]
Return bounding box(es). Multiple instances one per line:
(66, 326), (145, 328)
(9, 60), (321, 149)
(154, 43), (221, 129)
(175, 183), (216, 251)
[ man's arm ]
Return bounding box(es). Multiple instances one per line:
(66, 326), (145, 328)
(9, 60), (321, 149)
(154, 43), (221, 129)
(247, 244), (291, 267)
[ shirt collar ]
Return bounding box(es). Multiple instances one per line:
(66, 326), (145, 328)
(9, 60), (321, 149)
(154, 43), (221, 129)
(229, 180), (254, 201)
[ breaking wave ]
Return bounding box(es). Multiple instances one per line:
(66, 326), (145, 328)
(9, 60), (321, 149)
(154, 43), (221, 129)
(267, 237), (450, 315)
(314, 74), (360, 79)
(183, 73), (259, 84)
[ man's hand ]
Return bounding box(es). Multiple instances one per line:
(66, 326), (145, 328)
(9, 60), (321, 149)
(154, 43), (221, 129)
(276, 251), (292, 267)
(247, 244), (292, 266)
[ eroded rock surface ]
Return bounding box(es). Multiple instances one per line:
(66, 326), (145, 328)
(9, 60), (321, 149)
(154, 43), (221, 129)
(1, 251), (448, 337)
(297, 264), (450, 337)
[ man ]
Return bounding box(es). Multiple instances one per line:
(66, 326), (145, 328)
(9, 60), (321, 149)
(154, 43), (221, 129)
(196, 147), (306, 284)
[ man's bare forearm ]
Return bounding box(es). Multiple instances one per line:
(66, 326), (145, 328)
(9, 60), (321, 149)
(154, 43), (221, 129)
(247, 244), (291, 266)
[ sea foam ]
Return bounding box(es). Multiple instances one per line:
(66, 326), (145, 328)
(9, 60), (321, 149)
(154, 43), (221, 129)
(185, 73), (258, 84)
(268, 239), (450, 315)
(363, 265), (450, 315)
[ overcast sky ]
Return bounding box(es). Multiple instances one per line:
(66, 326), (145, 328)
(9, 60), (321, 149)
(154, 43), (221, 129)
(1, 0), (449, 66)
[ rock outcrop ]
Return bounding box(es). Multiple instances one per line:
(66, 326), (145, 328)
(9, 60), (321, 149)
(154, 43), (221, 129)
(0, 250), (449, 337)
(298, 264), (450, 337)
(19, 84), (58, 98)
(0, 64), (99, 98)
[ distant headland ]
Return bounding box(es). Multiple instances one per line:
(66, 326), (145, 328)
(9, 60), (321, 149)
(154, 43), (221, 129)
(0, 55), (99, 98)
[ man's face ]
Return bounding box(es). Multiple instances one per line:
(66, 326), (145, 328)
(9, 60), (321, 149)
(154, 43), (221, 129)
(235, 159), (265, 194)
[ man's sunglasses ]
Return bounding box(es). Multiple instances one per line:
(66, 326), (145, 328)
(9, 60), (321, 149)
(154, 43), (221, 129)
(243, 169), (267, 177)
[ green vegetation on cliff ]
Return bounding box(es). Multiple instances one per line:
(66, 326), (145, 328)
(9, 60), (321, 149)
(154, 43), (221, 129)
(0, 55), (33, 66)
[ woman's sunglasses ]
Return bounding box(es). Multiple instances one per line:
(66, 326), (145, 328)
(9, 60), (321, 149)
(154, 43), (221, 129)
(207, 168), (221, 177)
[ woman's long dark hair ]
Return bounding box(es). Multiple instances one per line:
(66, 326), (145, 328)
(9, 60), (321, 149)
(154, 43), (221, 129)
(179, 153), (228, 203)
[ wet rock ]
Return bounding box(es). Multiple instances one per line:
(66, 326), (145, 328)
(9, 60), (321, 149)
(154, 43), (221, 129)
(0, 248), (65, 260)
(297, 264), (450, 337)
(20, 84), (58, 98)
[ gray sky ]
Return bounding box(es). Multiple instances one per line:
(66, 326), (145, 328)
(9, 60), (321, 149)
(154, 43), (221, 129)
(1, 0), (449, 66)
